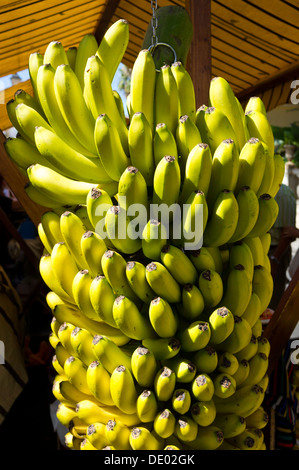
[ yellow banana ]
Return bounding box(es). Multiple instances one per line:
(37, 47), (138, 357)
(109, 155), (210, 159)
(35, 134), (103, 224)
(73, 33), (98, 89)
(96, 18), (129, 82)
(245, 406), (269, 430)
(190, 399), (216, 427)
(252, 264), (274, 313)
(235, 333), (258, 362)
(245, 110), (275, 159)
(34, 126), (112, 184)
(189, 247), (217, 273)
(25, 182), (65, 210)
(152, 155), (181, 207)
(227, 428), (259, 450)
(39, 253), (74, 302)
(80, 438), (98, 450)
(198, 269), (223, 308)
(73, 204), (94, 231)
(181, 190), (209, 250)
(142, 337), (181, 361)
(209, 76), (247, 151)
(14, 102), (52, 146)
(234, 137), (266, 195)
(145, 261), (181, 304)
(131, 346), (158, 388)
(126, 261), (155, 304)
(141, 219), (168, 261)
(54, 63), (98, 155)
(268, 153), (285, 198)
(243, 236), (265, 266)
(38, 210), (63, 253)
(153, 121), (178, 167)
(89, 274), (116, 327)
(245, 96), (267, 115)
(256, 142), (275, 197)
(50, 241), (78, 299)
(94, 112), (130, 181)
(163, 356), (196, 384)
(154, 63), (178, 135)
(246, 193), (279, 238)
(213, 414), (246, 439)
(60, 209), (88, 269)
(56, 402), (77, 428)
(206, 138), (239, 209)
(171, 61), (196, 123)
(86, 422), (109, 450)
(178, 320), (211, 353)
(136, 389), (158, 423)
(70, 326), (97, 366)
(228, 241), (254, 279)
(172, 388), (192, 415)
(118, 165), (149, 214)
(185, 425), (224, 450)
(203, 189), (239, 247)
(104, 205), (142, 254)
(232, 358), (250, 387)
(57, 321), (77, 356)
(180, 283), (205, 321)
(193, 346), (218, 374)
(175, 114), (202, 174)
(221, 264), (252, 317)
(14, 87), (45, 119)
(128, 112), (155, 186)
(52, 353), (67, 377)
(174, 416), (198, 443)
(154, 409), (176, 439)
(4, 135), (55, 174)
(130, 48), (156, 132)
(218, 315), (252, 354)
(66, 46), (77, 71)
(80, 231), (106, 278)
(58, 378), (97, 406)
(195, 104), (209, 144)
(83, 54), (128, 153)
(154, 366), (176, 402)
(214, 383), (264, 415)
(129, 426), (164, 451)
(241, 292), (262, 327)
(63, 355), (90, 395)
(191, 373), (215, 402)
(240, 352), (269, 388)
(86, 360), (114, 406)
(43, 40), (69, 69)
(160, 244), (198, 285)
(213, 372), (236, 399)
(228, 186), (260, 243)
(208, 306), (235, 345)
(28, 51), (44, 106)
(105, 419), (132, 450)
(27, 164), (94, 206)
(86, 186), (113, 234)
(91, 334), (132, 374)
(75, 399), (140, 427)
(148, 296), (178, 338)
(110, 365), (138, 414)
(179, 143), (212, 204)
(113, 295), (154, 340)
(204, 106), (238, 154)
(101, 249), (139, 302)
(257, 336), (270, 357)
(217, 351), (239, 375)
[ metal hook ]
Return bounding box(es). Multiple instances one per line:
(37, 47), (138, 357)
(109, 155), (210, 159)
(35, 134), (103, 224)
(148, 42), (178, 72)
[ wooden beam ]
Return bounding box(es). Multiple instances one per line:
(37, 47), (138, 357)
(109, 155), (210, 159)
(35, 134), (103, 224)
(0, 130), (47, 227)
(186, 0), (211, 108)
(94, 0), (122, 43)
(264, 266), (299, 375)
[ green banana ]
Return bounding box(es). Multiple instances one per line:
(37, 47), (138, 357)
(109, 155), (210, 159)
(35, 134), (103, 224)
(112, 295), (155, 340)
(104, 205), (142, 254)
(245, 110), (275, 158)
(162, 356), (196, 383)
(43, 40), (69, 69)
(136, 389), (159, 423)
(175, 113), (202, 174)
(246, 193), (279, 238)
(86, 186), (113, 233)
(245, 406), (269, 430)
(189, 247), (217, 273)
(96, 18), (129, 82)
(218, 315), (252, 354)
(27, 164), (94, 206)
(131, 346), (158, 388)
(240, 352), (269, 388)
(232, 358), (250, 387)
(228, 186), (260, 243)
(213, 414), (246, 439)
(54, 64), (97, 155)
(141, 337), (181, 361)
(74, 33), (98, 89)
(213, 383), (264, 416)
(175, 416), (198, 443)
(190, 399), (216, 427)
(195, 104), (209, 144)
(213, 372), (236, 399)
(209, 76), (246, 151)
(204, 106), (238, 154)
(110, 365), (138, 415)
(191, 373), (215, 402)
(217, 352), (239, 376)
(66, 46), (77, 71)
(257, 336), (270, 357)
(180, 283), (205, 320)
(241, 292), (262, 327)
(228, 241), (254, 279)
(28, 51), (44, 105)
(256, 143), (275, 197)
(4, 136), (56, 174)
(181, 190), (209, 250)
(154, 63), (178, 135)
(178, 320), (211, 352)
(126, 261), (155, 304)
(245, 96), (267, 115)
(179, 143), (213, 204)
(268, 153), (285, 198)
(171, 61), (196, 123)
(14, 88), (46, 119)
(91, 334), (132, 374)
(128, 112), (155, 186)
(141, 219), (168, 261)
(14, 102), (52, 146)
(243, 236), (265, 266)
(154, 409), (176, 439)
(234, 137), (266, 195)
(252, 264), (274, 314)
(154, 366), (176, 402)
(227, 429), (258, 450)
(152, 155), (181, 207)
(129, 48), (156, 132)
(80, 231), (106, 278)
(208, 306), (235, 345)
(149, 296), (178, 338)
(186, 425), (224, 450)
(153, 122), (178, 167)
(172, 389), (192, 415)
(193, 346), (218, 374)
(118, 165), (149, 214)
(89, 275), (116, 327)
(203, 189), (239, 247)
(94, 113), (131, 181)
(198, 269), (223, 308)
(145, 261), (181, 304)
(83, 54), (128, 153)
(160, 244), (198, 285)
(220, 264), (252, 317)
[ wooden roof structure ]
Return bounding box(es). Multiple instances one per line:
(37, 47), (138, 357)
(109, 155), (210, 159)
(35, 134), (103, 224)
(1, 0), (299, 131)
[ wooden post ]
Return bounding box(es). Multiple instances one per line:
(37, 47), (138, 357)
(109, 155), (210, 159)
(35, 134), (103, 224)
(186, 0), (211, 108)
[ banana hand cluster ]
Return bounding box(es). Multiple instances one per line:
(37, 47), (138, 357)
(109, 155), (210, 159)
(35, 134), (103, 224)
(6, 18), (280, 451)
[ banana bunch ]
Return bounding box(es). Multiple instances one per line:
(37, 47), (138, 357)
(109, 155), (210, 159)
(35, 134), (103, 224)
(5, 18), (282, 451)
